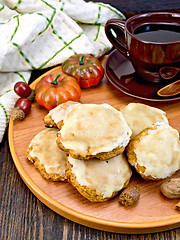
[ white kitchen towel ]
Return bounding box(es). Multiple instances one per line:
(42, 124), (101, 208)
(0, 0), (125, 142)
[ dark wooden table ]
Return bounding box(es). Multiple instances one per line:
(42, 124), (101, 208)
(1, 1), (180, 239)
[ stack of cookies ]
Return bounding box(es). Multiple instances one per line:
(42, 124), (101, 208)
(26, 101), (180, 202)
(120, 103), (180, 180)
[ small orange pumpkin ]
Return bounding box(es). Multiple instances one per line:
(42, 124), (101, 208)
(35, 73), (81, 110)
(62, 54), (104, 88)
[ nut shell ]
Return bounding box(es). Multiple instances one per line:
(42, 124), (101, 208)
(161, 178), (180, 199)
(27, 89), (35, 102)
(11, 108), (25, 121)
(119, 185), (140, 206)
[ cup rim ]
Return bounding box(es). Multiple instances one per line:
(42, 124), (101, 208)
(125, 12), (180, 45)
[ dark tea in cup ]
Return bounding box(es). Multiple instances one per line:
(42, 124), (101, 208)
(105, 12), (180, 83)
(133, 23), (180, 43)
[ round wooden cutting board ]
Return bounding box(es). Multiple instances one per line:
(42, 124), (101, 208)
(8, 61), (180, 234)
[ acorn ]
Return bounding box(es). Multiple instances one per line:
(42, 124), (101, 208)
(11, 107), (25, 121)
(27, 89), (35, 102)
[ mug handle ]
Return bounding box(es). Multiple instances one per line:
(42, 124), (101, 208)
(105, 19), (129, 58)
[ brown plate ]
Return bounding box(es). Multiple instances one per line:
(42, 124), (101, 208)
(8, 64), (180, 234)
(104, 50), (180, 103)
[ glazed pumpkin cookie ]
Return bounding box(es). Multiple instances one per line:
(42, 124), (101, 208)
(126, 123), (180, 180)
(26, 128), (66, 181)
(66, 154), (132, 202)
(44, 101), (80, 128)
(120, 103), (169, 138)
(56, 103), (132, 160)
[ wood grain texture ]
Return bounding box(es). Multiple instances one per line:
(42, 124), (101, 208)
(1, 0), (180, 237)
(7, 57), (180, 235)
(90, 0), (180, 15)
(1, 133), (180, 239)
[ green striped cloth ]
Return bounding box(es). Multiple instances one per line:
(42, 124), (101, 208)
(0, 0), (125, 142)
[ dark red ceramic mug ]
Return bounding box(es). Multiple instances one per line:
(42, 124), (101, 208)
(105, 12), (180, 83)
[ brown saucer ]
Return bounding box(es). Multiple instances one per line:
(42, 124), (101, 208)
(104, 50), (180, 103)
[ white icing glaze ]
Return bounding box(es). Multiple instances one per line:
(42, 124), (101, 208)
(29, 128), (66, 176)
(134, 123), (180, 179)
(68, 154), (132, 198)
(120, 103), (169, 138)
(60, 103), (132, 156)
(46, 101), (80, 124)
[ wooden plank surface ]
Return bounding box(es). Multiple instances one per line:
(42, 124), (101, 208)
(1, 0), (180, 239)
(1, 76), (180, 238)
(91, 0), (180, 16)
(6, 58), (180, 236)
(2, 70), (180, 239)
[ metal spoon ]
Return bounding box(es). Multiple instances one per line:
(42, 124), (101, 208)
(157, 79), (180, 97)
(159, 66), (180, 80)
